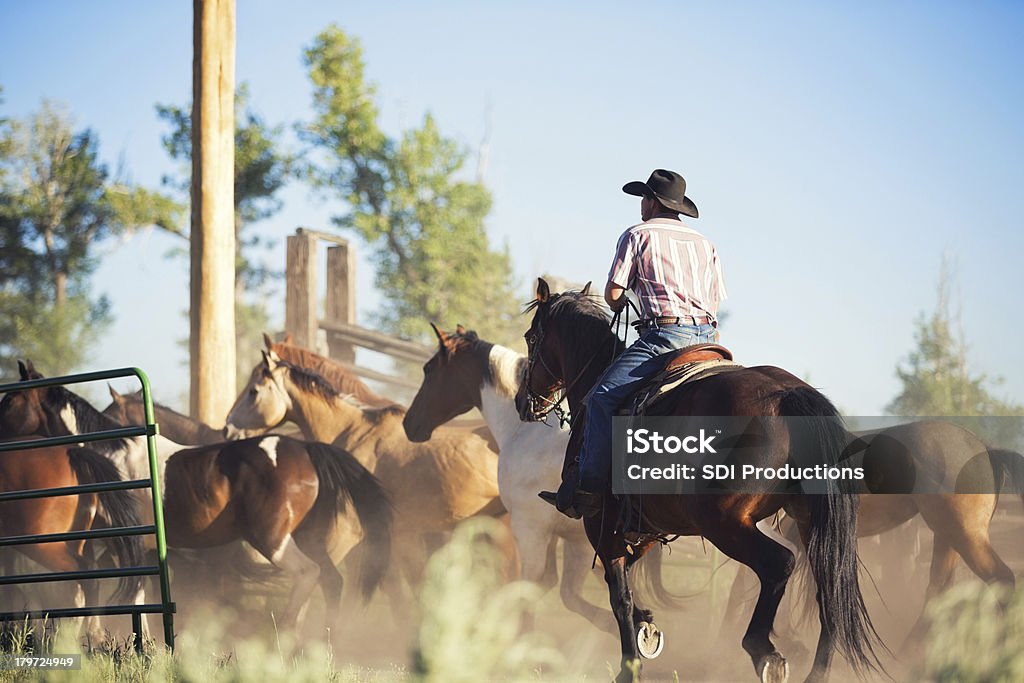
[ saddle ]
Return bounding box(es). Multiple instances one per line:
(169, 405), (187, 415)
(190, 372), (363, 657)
(619, 343), (743, 415)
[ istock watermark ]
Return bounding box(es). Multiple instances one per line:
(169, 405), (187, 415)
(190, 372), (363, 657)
(611, 415), (1024, 496)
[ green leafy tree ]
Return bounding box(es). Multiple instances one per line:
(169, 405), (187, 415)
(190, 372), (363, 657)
(301, 26), (521, 346)
(887, 258), (1022, 445)
(156, 84), (292, 384)
(0, 101), (181, 377)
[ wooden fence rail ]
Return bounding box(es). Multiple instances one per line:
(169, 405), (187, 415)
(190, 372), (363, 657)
(284, 229), (478, 424)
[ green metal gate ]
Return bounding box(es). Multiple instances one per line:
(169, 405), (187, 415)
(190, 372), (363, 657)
(0, 368), (175, 651)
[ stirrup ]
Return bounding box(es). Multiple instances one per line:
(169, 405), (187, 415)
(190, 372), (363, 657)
(573, 489), (604, 518)
(538, 490), (583, 519)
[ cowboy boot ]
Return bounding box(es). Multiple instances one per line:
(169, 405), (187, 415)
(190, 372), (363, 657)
(539, 467), (603, 519)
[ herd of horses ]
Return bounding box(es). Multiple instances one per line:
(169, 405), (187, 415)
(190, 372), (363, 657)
(0, 278), (1021, 683)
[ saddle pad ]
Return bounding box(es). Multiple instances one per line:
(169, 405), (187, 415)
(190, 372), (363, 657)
(623, 358), (744, 415)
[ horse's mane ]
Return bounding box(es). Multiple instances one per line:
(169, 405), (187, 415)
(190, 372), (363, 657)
(276, 358), (407, 420)
(45, 385), (128, 452)
(277, 358), (343, 403)
(362, 403), (408, 423)
(271, 342), (393, 407)
(116, 390), (220, 440)
(525, 290), (622, 360)
(120, 390), (179, 415)
(442, 328), (496, 385)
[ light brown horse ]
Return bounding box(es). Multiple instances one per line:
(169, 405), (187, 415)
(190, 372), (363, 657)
(224, 346), (504, 597)
(226, 343), (504, 529)
(266, 333), (498, 450)
(725, 419), (1022, 651)
(267, 333), (396, 408)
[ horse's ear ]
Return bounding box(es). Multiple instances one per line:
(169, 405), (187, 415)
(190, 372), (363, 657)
(17, 359), (38, 381)
(108, 383), (123, 402)
(263, 332), (275, 351)
(456, 324), (466, 335)
(430, 322), (447, 347)
(536, 278), (551, 303)
(261, 349), (280, 370)
(580, 281), (593, 296)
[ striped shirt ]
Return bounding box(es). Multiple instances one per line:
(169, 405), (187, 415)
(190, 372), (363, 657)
(608, 217), (727, 321)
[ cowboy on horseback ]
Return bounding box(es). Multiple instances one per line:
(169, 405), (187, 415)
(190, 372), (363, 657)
(553, 168), (728, 518)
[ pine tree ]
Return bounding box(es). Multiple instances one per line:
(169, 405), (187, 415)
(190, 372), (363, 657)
(300, 26), (521, 347)
(0, 101), (180, 376)
(887, 257), (1022, 445)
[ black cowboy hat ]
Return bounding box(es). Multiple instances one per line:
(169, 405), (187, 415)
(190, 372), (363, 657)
(623, 169), (698, 218)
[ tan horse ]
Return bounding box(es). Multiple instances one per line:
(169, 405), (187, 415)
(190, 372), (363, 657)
(224, 345), (504, 602)
(266, 334), (499, 451)
(226, 347), (503, 527)
(267, 334), (395, 408)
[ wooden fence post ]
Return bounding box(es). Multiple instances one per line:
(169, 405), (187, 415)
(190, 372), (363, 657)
(189, 0), (236, 425)
(285, 233), (318, 349)
(325, 243), (356, 364)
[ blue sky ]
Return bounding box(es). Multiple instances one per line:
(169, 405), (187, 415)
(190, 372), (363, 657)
(1, 1), (1022, 414)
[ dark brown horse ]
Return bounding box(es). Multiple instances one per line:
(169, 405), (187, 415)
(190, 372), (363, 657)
(103, 386), (222, 445)
(2, 362), (394, 631)
(0, 367), (144, 642)
(514, 280), (884, 683)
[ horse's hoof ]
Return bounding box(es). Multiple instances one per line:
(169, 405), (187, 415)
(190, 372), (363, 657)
(757, 652), (789, 683)
(636, 621), (665, 659)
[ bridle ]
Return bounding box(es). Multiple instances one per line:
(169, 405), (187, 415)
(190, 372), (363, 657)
(522, 309), (605, 427)
(522, 314), (570, 425)
(523, 295), (640, 427)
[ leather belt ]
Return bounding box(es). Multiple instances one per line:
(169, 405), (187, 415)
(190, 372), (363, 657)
(632, 315), (716, 330)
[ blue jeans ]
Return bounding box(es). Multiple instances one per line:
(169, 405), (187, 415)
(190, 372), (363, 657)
(576, 322), (718, 491)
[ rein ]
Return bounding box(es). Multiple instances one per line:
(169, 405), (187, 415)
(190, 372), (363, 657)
(522, 318), (582, 427)
(527, 295), (682, 545)
(523, 295), (638, 427)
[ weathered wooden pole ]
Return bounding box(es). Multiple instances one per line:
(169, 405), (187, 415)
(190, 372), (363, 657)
(285, 232), (318, 350)
(325, 242), (356, 364)
(189, 0), (236, 425)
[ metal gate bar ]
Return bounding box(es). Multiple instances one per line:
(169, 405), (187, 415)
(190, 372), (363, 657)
(0, 367), (175, 651)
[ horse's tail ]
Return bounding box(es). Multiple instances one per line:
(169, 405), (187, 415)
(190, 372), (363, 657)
(66, 447), (145, 605)
(632, 543), (688, 609)
(779, 387), (886, 676)
(989, 447), (1024, 508)
(306, 442), (393, 600)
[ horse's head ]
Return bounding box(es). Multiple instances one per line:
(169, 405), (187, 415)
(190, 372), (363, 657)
(0, 360), (52, 438)
(102, 384), (140, 426)
(0, 361), (88, 438)
(515, 278), (573, 423)
(515, 278), (616, 425)
(404, 323), (489, 442)
(224, 345), (291, 440)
